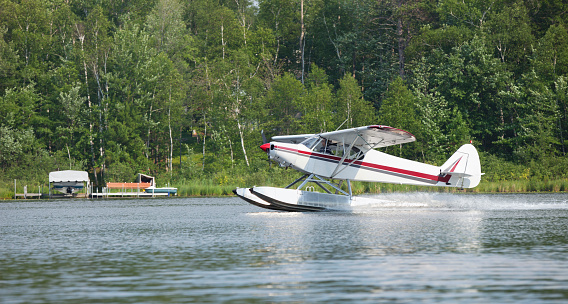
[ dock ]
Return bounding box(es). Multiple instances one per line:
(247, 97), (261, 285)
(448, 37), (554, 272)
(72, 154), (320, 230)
(14, 185), (44, 199)
(12, 174), (177, 199)
(12, 192), (171, 199)
(14, 193), (43, 199)
(90, 192), (170, 198)
(88, 182), (175, 198)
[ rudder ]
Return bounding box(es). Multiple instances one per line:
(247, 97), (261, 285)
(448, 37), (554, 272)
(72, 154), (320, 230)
(440, 144), (482, 188)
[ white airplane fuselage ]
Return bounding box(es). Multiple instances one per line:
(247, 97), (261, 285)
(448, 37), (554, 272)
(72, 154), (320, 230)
(238, 125), (482, 211)
(267, 142), (480, 188)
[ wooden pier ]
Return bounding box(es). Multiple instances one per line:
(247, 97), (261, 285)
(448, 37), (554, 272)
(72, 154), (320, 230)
(89, 182), (173, 198)
(90, 191), (170, 198)
(14, 193), (43, 199)
(14, 184), (44, 199)
(12, 177), (176, 199)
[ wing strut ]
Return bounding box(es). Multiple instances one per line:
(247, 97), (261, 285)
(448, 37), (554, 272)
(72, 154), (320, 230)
(330, 136), (359, 177)
(329, 132), (384, 178)
(285, 174), (309, 189)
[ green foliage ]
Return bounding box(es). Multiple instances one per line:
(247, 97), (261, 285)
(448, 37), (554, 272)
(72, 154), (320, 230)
(295, 65), (334, 132)
(378, 77), (422, 158)
(486, 1), (534, 76)
(0, 125), (34, 166)
(263, 72), (304, 136)
(0, 25), (19, 93)
(1, 0), (568, 193)
(0, 84), (41, 130)
(379, 77), (419, 131)
(532, 24), (568, 82)
(335, 74), (376, 128)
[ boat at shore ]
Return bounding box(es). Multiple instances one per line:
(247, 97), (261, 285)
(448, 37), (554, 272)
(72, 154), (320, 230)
(49, 170), (90, 195)
(144, 186), (177, 195)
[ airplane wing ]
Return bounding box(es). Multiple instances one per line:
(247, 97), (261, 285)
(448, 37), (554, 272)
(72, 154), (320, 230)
(271, 133), (316, 144)
(320, 125), (415, 150)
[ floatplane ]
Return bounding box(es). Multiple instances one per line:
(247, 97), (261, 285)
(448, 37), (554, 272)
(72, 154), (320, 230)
(234, 125), (482, 211)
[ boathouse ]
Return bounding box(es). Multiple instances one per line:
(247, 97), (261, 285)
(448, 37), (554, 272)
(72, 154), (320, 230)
(49, 170), (90, 198)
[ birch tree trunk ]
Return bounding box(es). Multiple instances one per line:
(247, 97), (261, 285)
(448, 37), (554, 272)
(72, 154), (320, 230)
(168, 87), (173, 175)
(300, 0), (305, 84)
(76, 23), (98, 185)
(202, 117), (207, 171)
(237, 119), (249, 166)
(397, 0), (405, 77)
(234, 73), (250, 166)
(203, 62), (213, 171)
(146, 93), (154, 163)
(221, 23), (226, 60)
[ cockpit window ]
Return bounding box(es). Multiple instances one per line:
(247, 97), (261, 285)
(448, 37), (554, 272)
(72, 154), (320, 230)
(316, 138), (333, 154)
(300, 136), (320, 150)
(345, 145), (362, 159)
(301, 136), (341, 155)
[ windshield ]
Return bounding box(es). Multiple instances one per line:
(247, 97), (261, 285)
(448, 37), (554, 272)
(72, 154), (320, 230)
(300, 136), (320, 150)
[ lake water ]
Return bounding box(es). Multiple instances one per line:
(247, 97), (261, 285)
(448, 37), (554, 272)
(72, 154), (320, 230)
(1, 193), (568, 303)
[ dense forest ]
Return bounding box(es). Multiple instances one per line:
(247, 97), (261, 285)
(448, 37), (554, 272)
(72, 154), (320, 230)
(1, 0), (568, 189)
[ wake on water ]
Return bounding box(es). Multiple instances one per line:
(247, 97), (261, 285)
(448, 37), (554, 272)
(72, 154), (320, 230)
(350, 192), (568, 211)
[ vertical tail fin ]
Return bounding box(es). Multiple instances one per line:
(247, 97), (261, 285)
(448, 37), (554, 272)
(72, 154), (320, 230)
(440, 144), (482, 188)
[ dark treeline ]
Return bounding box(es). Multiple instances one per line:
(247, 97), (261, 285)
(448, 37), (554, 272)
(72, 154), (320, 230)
(1, 0), (568, 186)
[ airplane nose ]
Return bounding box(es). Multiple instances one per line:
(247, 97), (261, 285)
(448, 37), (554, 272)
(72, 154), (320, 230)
(260, 143), (270, 152)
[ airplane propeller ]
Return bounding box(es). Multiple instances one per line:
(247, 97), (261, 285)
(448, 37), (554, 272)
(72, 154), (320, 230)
(261, 130), (271, 168)
(261, 129), (268, 145)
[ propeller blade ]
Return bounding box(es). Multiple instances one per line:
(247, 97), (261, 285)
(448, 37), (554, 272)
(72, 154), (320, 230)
(261, 129), (268, 144)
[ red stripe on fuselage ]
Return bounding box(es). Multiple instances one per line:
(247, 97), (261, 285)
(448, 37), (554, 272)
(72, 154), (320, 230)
(273, 145), (451, 183)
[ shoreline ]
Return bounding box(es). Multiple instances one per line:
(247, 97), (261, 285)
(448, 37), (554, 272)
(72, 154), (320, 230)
(2, 179), (568, 200)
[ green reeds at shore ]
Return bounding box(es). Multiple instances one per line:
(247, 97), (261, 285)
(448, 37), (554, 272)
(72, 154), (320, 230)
(175, 180), (237, 197)
(0, 183), (47, 200)
(473, 179), (568, 193)
(2, 179), (568, 200)
(174, 178), (568, 196)
(0, 185), (13, 199)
